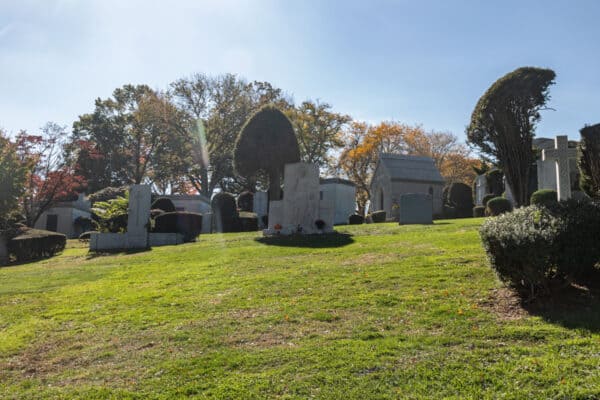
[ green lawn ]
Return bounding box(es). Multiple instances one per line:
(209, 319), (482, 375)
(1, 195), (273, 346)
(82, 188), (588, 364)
(1, 219), (599, 399)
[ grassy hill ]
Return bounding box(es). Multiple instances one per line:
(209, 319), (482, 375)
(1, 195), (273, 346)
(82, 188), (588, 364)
(1, 219), (599, 399)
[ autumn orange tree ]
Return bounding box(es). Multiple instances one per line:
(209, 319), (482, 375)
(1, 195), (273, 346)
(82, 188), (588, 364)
(338, 121), (478, 215)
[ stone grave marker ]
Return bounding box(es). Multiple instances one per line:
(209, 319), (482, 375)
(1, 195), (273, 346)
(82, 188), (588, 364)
(398, 193), (433, 225)
(541, 135), (577, 201)
(253, 191), (268, 228)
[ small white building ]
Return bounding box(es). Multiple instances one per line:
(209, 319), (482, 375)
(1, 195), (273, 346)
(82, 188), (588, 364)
(34, 193), (92, 238)
(370, 154), (445, 218)
(320, 178), (356, 225)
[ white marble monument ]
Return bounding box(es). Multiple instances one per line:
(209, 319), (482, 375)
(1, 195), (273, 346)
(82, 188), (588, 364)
(253, 191), (268, 229)
(90, 185), (184, 251)
(541, 135), (576, 201)
(474, 175), (488, 206)
(265, 163), (334, 235)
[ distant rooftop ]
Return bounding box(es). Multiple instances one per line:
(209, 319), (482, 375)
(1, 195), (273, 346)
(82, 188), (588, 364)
(378, 153), (445, 184)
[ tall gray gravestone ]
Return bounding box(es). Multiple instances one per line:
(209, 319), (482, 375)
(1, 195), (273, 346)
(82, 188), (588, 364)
(126, 184), (151, 248)
(541, 135), (577, 201)
(398, 193), (433, 225)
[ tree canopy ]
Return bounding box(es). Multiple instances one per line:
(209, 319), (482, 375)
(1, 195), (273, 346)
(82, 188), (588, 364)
(234, 105), (300, 200)
(0, 131), (27, 226)
(466, 66), (556, 207)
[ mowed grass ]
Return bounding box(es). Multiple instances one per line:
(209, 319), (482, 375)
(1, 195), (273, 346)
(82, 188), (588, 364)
(0, 219), (599, 399)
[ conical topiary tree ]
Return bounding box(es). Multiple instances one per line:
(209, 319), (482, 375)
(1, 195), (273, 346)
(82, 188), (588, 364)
(234, 105), (300, 201)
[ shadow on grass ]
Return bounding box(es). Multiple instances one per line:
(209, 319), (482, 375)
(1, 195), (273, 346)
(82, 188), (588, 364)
(255, 232), (354, 248)
(522, 272), (600, 332)
(85, 248), (150, 260)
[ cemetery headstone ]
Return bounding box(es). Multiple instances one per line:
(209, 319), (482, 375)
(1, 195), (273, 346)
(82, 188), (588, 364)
(253, 191), (268, 228)
(541, 135), (577, 201)
(398, 193), (433, 225)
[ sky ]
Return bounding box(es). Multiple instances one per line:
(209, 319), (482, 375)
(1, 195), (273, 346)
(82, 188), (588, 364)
(1, 0), (599, 142)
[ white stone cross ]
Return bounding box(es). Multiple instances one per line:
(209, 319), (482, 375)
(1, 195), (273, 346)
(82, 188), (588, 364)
(541, 135), (577, 201)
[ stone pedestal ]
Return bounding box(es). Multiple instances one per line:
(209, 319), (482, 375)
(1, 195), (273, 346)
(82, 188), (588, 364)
(399, 193), (433, 225)
(264, 163), (335, 235)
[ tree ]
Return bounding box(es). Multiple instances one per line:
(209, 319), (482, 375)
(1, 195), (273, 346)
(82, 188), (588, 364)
(69, 85), (192, 194)
(170, 74), (291, 197)
(577, 123), (600, 199)
(234, 105), (300, 200)
(286, 100), (351, 170)
(337, 122), (374, 215)
(466, 67), (556, 207)
(16, 123), (85, 226)
(0, 131), (27, 226)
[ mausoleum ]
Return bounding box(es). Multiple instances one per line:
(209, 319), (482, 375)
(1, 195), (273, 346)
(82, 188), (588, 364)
(370, 154), (445, 218)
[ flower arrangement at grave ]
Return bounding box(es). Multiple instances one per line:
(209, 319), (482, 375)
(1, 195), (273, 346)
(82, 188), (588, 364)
(314, 219), (326, 231)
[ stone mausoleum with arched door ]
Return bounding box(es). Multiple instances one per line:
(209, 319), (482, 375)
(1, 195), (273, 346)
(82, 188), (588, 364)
(370, 154), (445, 220)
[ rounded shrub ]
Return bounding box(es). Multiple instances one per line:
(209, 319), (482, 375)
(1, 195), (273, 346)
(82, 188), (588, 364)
(211, 192), (239, 233)
(237, 191), (254, 212)
(530, 189), (558, 207)
(447, 182), (474, 218)
(482, 194), (496, 207)
(480, 200), (600, 296)
(348, 214), (364, 225)
(153, 212), (203, 242)
(151, 197), (176, 213)
(485, 197), (512, 216)
(480, 206), (562, 296)
(8, 228), (66, 262)
(370, 210), (386, 223)
(473, 206), (485, 218)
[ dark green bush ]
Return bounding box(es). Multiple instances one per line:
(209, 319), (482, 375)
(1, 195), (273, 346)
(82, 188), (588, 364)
(211, 192), (239, 233)
(482, 194), (496, 206)
(442, 205), (456, 219)
(238, 211), (258, 232)
(447, 182), (474, 218)
(348, 214), (364, 225)
(8, 228), (66, 262)
(485, 197), (512, 216)
(530, 189), (558, 207)
(473, 206), (485, 217)
(237, 191), (254, 212)
(480, 206), (562, 296)
(151, 197), (176, 213)
(485, 169), (504, 196)
(153, 212), (203, 242)
(550, 199), (600, 280)
(577, 123), (600, 199)
(370, 210), (386, 223)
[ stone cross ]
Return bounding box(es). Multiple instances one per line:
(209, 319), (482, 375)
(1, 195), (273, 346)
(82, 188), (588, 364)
(541, 135), (577, 201)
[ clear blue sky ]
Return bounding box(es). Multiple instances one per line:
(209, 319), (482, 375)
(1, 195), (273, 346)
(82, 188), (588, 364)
(1, 0), (599, 142)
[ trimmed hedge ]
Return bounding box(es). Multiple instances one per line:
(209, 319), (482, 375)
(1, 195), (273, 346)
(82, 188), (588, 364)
(447, 182), (474, 218)
(153, 212), (203, 242)
(151, 197), (176, 213)
(8, 228), (66, 262)
(348, 214), (364, 225)
(211, 192), (239, 233)
(370, 210), (386, 223)
(480, 200), (600, 296)
(482, 194), (496, 207)
(530, 189), (558, 207)
(473, 206), (485, 217)
(238, 211), (259, 232)
(485, 197), (512, 216)
(238, 191), (254, 212)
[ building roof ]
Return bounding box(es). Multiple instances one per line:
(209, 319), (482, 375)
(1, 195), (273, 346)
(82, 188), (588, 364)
(320, 177), (356, 187)
(376, 153), (445, 184)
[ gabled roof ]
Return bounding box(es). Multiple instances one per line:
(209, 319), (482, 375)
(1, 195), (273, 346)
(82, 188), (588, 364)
(376, 153), (445, 184)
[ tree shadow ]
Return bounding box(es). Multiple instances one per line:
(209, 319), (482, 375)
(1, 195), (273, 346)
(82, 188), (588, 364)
(520, 273), (600, 332)
(85, 248), (150, 259)
(255, 232), (354, 248)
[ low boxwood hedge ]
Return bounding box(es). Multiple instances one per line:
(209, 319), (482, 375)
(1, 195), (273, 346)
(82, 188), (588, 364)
(8, 228), (66, 262)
